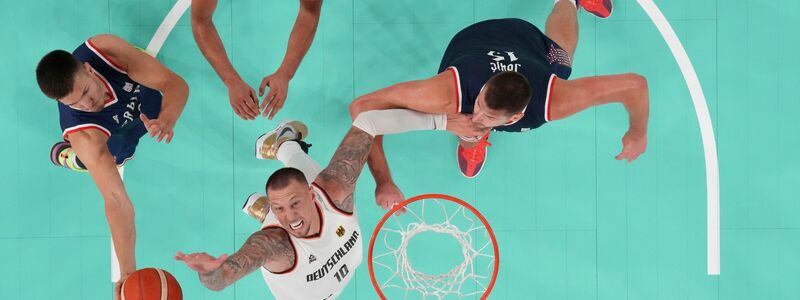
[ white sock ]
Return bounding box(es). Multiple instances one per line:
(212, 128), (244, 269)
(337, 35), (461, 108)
(555, 0), (577, 9)
(277, 141), (322, 185)
(352, 109), (447, 137)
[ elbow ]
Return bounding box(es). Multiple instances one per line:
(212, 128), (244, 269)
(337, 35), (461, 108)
(349, 97), (367, 120)
(190, 15), (207, 28)
(302, 0), (323, 16)
(207, 285), (226, 292)
(178, 76), (190, 99)
(103, 192), (134, 218)
(190, 17), (212, 35)
(168, 75), (190, 101)
(628, 73), (648, 95)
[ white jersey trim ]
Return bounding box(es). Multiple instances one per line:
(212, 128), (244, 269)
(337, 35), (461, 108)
(62, 123), (111, 139)
(543, 74), (557, 122)
(447, 67), (463, 113)
(92, 70), (118, 108)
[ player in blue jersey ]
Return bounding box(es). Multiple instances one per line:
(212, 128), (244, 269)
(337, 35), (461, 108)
(35, 34), (189, 296)
(349, 0), (649, 210)
(191, 0), (322, 120)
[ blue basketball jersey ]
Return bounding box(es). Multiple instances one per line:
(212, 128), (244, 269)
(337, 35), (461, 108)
(438, 18), (571, 133)
(58, 39), (162, 165)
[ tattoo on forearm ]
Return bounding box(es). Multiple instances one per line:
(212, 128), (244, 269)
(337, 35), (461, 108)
(199, 268), (226, 290)
(199, 228), (295, 291)
(318, 128), (374, 209)
(318, 128), (373, 197)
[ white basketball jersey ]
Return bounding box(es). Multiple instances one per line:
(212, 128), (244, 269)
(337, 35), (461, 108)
(260, 183), (363, 300)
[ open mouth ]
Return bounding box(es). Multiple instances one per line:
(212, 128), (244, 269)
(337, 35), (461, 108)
(290, 220), (303, 230)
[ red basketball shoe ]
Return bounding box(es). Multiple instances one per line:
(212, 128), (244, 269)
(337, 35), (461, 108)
(456, 133), (492, 178)
(578, 0), (613, 19)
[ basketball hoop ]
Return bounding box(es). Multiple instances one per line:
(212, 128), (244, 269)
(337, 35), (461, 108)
(368, 194), (499, 299)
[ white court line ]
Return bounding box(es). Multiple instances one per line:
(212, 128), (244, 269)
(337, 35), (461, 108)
(635, 0), (720, 275)
(111, 167), (125, 282)
(146, 0), (192, 56)
(111, 0), (192, 283)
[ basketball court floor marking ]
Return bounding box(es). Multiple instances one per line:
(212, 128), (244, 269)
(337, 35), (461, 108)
(110, 0), (192, 283)
(635, 0), (720, 275)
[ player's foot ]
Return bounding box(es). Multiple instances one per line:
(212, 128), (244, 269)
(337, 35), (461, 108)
(242, 193), (270, 223)
(50, 142), (87, 172)
(577, 0), (613, 19)
(456, 133), (491, 178)
(255, 120), (310, 160)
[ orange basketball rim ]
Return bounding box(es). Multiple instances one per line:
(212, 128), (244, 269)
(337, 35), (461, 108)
(368, 194), (500, 299)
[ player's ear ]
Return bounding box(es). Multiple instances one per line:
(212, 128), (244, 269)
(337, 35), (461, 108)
(82, 62), (93, 74)
(508, 111), (524, 123)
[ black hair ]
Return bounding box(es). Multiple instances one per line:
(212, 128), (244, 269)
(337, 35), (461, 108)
(266, 167), (309, 193)
(36, 50), (82, 99)
(484, 71), (532, 114)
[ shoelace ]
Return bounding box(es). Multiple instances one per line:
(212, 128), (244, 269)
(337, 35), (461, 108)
(462, 138), (492, 162)
(580, 0), (608, 10)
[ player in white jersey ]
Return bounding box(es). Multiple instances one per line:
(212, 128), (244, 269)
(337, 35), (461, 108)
(176, 109), (451, 299)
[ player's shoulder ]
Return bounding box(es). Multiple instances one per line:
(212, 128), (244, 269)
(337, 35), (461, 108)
(84, 34), (134, 74)
(87, 34), (126, 49)
(255, 226), (297, 273)
(257, 226), (293, 243)
(309, 181), (350, 214)
(260, 226), (290, 236)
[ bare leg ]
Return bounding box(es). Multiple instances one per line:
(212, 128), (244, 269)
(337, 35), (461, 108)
(545, 0), (579, 60)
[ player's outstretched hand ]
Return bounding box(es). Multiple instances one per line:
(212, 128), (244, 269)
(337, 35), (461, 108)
(227, 78), (260, 120)
(616, 130), (647, 162)
(259, 71), (291, 120)
(113, 273), (130, 300)
(140, 113), (175, 143)
(175, 251), (229, 274)
(376, 182), (406, 216)
(446, 113), (490, 140)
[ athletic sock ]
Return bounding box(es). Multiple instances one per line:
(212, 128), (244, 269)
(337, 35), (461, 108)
(277, 141), (322, 184)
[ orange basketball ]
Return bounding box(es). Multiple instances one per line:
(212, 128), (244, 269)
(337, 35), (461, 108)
(121, 268), (183, 300)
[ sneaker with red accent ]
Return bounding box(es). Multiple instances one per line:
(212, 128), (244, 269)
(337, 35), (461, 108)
(577, 0), (613, 19)
(456, 133), (492, 178)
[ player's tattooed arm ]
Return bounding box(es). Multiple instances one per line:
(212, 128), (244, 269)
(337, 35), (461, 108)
(315, 127), (374, 213)
(199, 228), (295, 291)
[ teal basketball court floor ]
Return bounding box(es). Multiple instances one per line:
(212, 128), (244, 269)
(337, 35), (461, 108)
(1, 0), (799, 299)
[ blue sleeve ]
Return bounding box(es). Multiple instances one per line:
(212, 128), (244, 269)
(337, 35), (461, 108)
(58, 104), (112, 140)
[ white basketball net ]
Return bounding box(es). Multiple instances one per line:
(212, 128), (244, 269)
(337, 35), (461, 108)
(372, 199), (496, 299)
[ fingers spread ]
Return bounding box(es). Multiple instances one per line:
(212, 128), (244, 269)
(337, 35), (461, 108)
(267, 96), (285, 120)
(262, 89), (278, 116)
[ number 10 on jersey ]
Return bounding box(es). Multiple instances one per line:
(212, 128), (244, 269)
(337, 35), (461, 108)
(333, 264), (349, 282)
